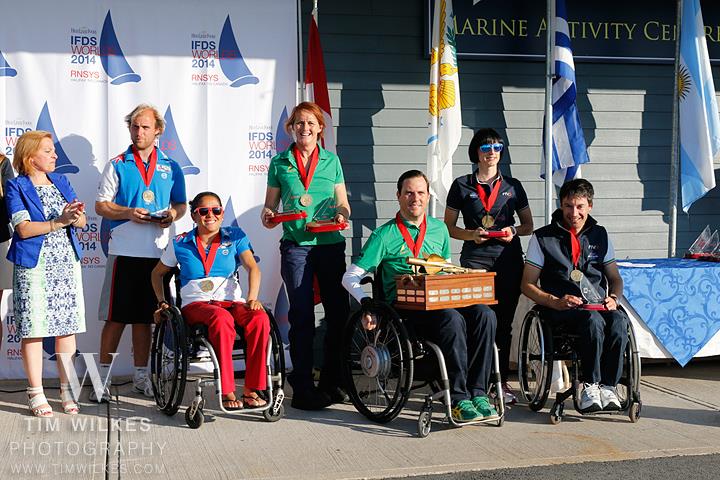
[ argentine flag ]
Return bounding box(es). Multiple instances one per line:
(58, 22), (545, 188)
(679, 0), (720, 212)
(541, 0), (589, 187)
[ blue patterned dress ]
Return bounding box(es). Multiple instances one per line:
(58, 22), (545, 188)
(13, 184), (85, 338)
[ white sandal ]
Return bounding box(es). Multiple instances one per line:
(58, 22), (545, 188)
(27, 386), (53, 417)
(60, 383), (80, 415)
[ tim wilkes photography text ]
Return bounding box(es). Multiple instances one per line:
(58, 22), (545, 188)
(8, 416), (167, 476)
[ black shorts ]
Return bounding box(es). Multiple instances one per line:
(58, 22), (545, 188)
(99, 255), (170, 324)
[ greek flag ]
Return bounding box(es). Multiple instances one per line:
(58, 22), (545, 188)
(679, 0), (719, 212)
(541, 0), (589, 187)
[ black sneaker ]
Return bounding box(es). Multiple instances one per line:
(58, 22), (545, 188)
(291, 387), (332, 410)
(319, 385), (349, 404)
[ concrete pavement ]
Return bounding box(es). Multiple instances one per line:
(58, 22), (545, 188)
(0, 360), (719, 479)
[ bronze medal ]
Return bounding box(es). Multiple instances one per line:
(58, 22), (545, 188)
(142, 189), (155, 204)
(199, 280), (214, 292)
(570, 269), (584, 282)
(481, 214), (495, 229)
(299, 193), (313, 207)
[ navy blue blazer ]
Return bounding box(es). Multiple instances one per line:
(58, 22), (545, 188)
(5, 173), (82, 268)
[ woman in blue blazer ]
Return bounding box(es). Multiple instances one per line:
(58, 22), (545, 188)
(5, 130), (86, 417)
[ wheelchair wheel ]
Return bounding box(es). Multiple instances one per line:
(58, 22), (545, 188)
(616, 317), (641, 413)
(151, 308), (188, 416)
(518, 309), (553, 412)
(185, 405), (204, 429)
(266, 309), (286, 389)
(343, 303), (413, 423)
(417, 408), (432, 438)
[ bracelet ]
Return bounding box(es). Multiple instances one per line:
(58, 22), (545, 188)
(157, 300), (170, 309)
(509, 226), (517, 236)
(609, 294), (619, 300)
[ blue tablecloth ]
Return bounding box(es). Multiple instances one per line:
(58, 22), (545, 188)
(618, 258), (720, 366)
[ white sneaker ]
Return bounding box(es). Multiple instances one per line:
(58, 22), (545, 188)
(599, 384), (621, 411)
(89, 387), (111, 403)
(579, 383), (602, 413)
(133, 371), (154, 398)
(502, 382), (517, 405)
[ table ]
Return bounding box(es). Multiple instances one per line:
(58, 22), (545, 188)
(617, 258), (720, 366)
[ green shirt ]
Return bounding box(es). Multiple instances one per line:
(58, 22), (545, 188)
(267, 144), (346, 245)
(355, 214), (451, 303)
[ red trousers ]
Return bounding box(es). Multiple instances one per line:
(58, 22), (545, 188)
(182, 301), (269, 395)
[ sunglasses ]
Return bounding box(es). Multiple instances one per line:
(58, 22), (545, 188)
(193, 206), (224, 216)
(479, 143), (504, 153)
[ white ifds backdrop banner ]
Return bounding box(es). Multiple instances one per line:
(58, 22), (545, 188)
(0, 0), (297, 378)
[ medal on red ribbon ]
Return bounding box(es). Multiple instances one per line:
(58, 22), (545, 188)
(131, 146), (158, 205)
(475, 178), (502, 229)
(569, 228), (583, 282)
(395, 212), (427, 258)
(292, 146), (319, 207)
(196, 233), (221, 292)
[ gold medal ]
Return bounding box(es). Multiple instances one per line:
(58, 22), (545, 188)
(570, 269), (584, 282)
(299, 193), (313, 207)
(481, 214), (494, 229)
(142, 190), (155, 204)
(199, 280), (214, 292)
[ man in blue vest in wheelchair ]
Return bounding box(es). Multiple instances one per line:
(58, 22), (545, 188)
(342, 169), (498, 422)
(520, 179), (628, 413)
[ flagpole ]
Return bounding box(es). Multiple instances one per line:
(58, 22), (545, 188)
(296, 0), (304, 105)
(543, 0), (555, 225)
(668, 0), (682, 258)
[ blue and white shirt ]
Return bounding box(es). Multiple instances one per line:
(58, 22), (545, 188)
(160, 226), (253, 306)
(96, 146), (187, 258)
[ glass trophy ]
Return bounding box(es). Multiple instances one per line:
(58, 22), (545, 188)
(305, 197), (348, 232)
(685, 225), (714, 259)
(577, 274), (608, 311)
(269, 190), (308, 224)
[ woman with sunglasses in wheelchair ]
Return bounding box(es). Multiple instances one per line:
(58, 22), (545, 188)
(151, 192), (270, 410)
(443, 128), (533, 405)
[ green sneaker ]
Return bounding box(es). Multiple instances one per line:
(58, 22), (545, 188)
(471, 395), (498, 419)
(451, 399), (482, 423)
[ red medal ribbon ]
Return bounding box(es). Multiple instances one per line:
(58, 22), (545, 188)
(131, 146), (158, 188)
(292, 145), (319, 191)
(395, 212), (427, 258)
(569, 228), (581, 268)
(196, 234), (221, 277)
(475, 177), (502, 217)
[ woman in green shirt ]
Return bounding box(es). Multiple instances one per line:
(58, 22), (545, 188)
(262, 102), (351, 410)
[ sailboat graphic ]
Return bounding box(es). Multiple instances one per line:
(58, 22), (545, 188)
(222, 196), (241, 228)
(275, 106), (292, 153)
(219, 15), (259, 88)
(0, 51), (17, 77)
(159, 106), (199, 175)
(99, 11), (141, 85)
(36, 102), (79, 174)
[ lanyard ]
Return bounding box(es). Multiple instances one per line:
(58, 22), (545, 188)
(196, 234), (221, 277)
(292, 145), (319, 191)
(569, 228), (581, 268)
(475, 177), (502, 215)
(395, 212), (426, 258)
(131, 146), (158, 188)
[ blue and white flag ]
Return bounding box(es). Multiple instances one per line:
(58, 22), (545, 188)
(541, 0), (589, 187)
(679, 0), (719, 212)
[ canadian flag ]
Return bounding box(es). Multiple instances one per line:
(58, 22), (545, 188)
(304, 7), (335, 153)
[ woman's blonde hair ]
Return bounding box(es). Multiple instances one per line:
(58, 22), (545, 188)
(13, 130), (53, 176)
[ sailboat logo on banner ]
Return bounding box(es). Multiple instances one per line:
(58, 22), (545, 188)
(275, 107), (292, 153)
(219, 15), (259, 87)
(0, 51), (17, 77)
(36, 102), (79, 174)
(222, 197), (261, 263)
(159, 106), (200, 175)
(99, 11), (141, 85)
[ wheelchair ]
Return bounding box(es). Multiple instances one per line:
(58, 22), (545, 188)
(150, 272), (286, 428)
(517, 304), (642, 424)
(342, 276), (505, 437)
